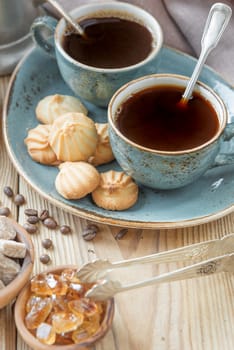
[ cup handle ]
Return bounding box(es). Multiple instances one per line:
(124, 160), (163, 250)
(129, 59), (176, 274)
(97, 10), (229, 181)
(31, 16), (58, 58)
(212, 122), (234, 167)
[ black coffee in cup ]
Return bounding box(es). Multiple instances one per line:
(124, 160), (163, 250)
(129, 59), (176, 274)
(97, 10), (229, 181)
(62, 16), (154, 68)
(116, 85), (219, 151)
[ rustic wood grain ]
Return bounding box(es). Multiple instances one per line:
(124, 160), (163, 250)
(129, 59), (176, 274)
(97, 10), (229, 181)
(0, 61), (234, 350)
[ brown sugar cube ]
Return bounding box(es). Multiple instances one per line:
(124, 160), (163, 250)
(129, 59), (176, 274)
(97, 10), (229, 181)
(0, 216), (17, 240)
(0, 252), (21, 285)
(0, 239), (26, 258)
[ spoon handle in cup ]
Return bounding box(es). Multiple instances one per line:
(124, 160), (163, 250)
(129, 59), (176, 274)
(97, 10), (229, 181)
(46, 0), (85, 36)
(181, 3), (232, 103)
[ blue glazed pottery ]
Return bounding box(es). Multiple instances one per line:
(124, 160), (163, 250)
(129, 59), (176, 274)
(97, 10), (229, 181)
(108, 74), (234, 190)
(3, 46), (234, 228)
(31, 2), (163, 107)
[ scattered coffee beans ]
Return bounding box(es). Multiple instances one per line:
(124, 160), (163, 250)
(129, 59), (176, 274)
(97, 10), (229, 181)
(39, 209), (50, 221)
(60, 225), (71, 235)
(23, 222), (38, 234)
(1, 187), (76, 269)
(14, 194), (25, 206)
(3, 186), (13, 197)
(24, 208), (38, 217)
(42, 238), (53, 249)
(0, 207), (11, 217)
(27, 216), (40, 224)
(115, 228), (128, 240)
(40, 254), (51, 264)
(43, 217), (57, 229)
(82, 225), (98, 241)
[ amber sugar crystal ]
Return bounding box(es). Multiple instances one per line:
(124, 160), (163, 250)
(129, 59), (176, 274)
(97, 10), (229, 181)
(25, 296), (52, 330)
(36, 322), (56, 345)
(24, 269), (105, 345)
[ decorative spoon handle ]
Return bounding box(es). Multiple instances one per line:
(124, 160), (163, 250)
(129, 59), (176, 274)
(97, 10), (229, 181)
(46, 0), (85, 36)
(85, 253), (234, 300)
(181, 2), (232, 103)
(77, 234), (234, 282)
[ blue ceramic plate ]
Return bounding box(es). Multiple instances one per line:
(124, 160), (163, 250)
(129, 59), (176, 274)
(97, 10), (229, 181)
(3, 46), (234, 228)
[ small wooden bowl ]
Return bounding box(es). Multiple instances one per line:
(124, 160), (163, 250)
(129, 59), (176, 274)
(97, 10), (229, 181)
(14, 265), (115, 350)
(0, 217), (34, 309)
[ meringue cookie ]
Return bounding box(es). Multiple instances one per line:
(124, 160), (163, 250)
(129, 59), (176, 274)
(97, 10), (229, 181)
(92, 170), (138, 210)
(24, 124), (58, 165)
(88, 123), (115, 166)
(36, 94), (88, 124)
(49, 113), (98, 162)
(55, 162), (100, 200)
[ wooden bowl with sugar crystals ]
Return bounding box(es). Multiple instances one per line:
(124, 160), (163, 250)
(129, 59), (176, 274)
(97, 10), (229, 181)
(14, 265), (114, 350)
(0, 216), (34, 309)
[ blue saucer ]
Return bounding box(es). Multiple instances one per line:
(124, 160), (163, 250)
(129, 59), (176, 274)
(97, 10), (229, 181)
(3, 46), (234, 228)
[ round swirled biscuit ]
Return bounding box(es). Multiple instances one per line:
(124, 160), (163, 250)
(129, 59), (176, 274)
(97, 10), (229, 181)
(92, 170), (138, 210)
(36, 94), (88, 124)
(49, 113), (98, 162)
(24, 124), (59, 165)
(55, 161), (100, 200)
(88, 123), (115, 166)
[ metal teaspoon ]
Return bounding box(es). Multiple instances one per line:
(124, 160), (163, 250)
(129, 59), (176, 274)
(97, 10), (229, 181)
(180, 2), (232, 105)
(46, 0), (85, 37)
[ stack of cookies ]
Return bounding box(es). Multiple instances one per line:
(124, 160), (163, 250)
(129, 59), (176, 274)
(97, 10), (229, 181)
(24, 94), (138, 211)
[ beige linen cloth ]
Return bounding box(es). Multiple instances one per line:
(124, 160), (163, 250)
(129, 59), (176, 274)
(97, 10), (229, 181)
(47, 0), (234, 85)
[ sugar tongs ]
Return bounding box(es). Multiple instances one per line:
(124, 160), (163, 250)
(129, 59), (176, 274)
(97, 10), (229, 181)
(76, 234), (234, 300)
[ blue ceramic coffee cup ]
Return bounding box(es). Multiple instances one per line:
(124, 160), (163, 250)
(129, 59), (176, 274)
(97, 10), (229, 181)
(108, 74), (234, 190)
(31, 1), (163, 107)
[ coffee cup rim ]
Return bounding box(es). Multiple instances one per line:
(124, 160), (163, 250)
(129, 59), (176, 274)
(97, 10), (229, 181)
(108, 73), (228, 155)
(54, 1), (163, 73)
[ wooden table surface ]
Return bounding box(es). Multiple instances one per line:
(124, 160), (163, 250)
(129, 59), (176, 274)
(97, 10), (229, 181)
(0, 4), (234, 349)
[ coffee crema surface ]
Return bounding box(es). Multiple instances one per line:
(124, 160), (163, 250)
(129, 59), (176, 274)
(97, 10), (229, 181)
(115, 85), (219, 151)
(62, 17), (153, 68)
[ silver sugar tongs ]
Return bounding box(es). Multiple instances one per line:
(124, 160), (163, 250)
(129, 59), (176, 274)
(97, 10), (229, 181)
(76, 234), (234, 300)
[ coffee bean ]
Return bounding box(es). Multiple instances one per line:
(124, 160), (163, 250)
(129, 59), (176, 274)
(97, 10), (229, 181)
(23, 222), (38, 234)
(27, 215), (39, 224)
(42, 238), (53, 249)
(3, 186), (13, 197)
(39, 209), (49, 221)
(60, 225), (71, 235)
(24, 208), (38, 217)
(0, 207), (11, 217)
(40, 254), (51, 264)
(115, 228), (128, 240)
(14, 194), (25, 206)
(43, 217), (57, 229)
(82, 227), (97, 241)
